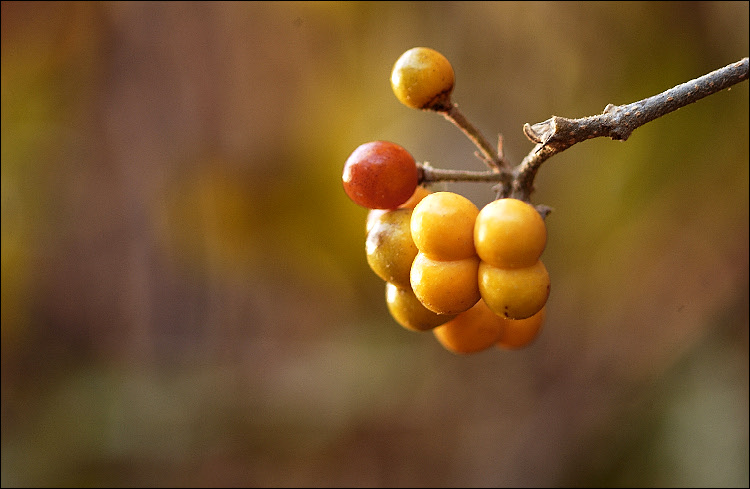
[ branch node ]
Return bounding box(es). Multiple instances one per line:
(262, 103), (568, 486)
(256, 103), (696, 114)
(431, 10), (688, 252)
(523, 118), (555, 145)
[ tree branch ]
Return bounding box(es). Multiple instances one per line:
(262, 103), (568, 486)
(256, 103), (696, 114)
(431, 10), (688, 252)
(418, 58), (748, 205)
(513, 57), (749, 200)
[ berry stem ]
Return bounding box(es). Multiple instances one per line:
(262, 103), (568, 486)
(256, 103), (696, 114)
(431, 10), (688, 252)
(419, 163), (511, 184)
(438, 104), (511, 172)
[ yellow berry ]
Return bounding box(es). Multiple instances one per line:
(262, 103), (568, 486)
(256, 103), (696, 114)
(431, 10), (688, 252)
(433, 299), (506, 354)
(474, 198), (547, 268)
(391, 47), (455, 111)
(411, 191), (479, 261)
(410, 252), (480, 315)
(366, 208), (418, 289)
(385, 282), (455, 332)
(478, 260), (550, 320)
(496, 306), (546, 349)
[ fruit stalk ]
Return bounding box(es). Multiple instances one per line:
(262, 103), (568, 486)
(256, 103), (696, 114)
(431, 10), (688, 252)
(437, 103), (510, 171)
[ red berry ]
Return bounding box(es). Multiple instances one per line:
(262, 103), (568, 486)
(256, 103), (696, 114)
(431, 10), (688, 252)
(342, 141), (419, 209)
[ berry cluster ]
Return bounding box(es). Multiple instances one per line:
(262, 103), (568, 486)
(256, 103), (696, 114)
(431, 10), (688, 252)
(343, 47), (551, 354)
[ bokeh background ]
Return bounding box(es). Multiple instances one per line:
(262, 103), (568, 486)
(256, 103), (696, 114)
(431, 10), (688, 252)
(2, 1), (748, 487)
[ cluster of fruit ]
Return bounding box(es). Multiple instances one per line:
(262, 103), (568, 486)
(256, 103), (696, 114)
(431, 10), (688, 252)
(342, 48), (550, 354)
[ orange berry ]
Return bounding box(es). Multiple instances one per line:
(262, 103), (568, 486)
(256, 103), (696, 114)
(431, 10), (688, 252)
(478, 260), (550, 320)
(411, 191), (479, 260)
(433, 299), (506, 354)
(474, 198), (547, 268)
(496, 306), (546, 349)
(410, 252), (480, 315)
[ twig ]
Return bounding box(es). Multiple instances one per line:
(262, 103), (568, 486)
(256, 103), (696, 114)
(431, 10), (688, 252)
(419, 163), (509, 183)
(438, 103), (512, 171)
(513, 57), (749, 200)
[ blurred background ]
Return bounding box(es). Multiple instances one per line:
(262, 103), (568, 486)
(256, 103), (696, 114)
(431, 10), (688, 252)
(2, 1), (748, 487)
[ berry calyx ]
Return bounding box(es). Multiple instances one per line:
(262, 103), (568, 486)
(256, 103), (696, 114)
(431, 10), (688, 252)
(391, 47), (455, 111)
(474, 198), (547, 268)
(343, 141), (419, 209)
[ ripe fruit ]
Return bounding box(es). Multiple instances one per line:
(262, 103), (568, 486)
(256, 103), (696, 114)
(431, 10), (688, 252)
(365, 208), (418, 288)
(496, 306), (546, 349)
(410, 252), (480, 315)
(385, 282), (455, 332)
(343, 141), (419, 209)
(433, 299), (506, 354)
(478, 260), (550, 320)
(474, 198), (547, 268)
(411, 191), (479, 260)
(391, 47), (455, 111)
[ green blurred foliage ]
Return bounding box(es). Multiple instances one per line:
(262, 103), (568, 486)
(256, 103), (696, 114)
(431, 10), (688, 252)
(2, 1), (748, 487)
